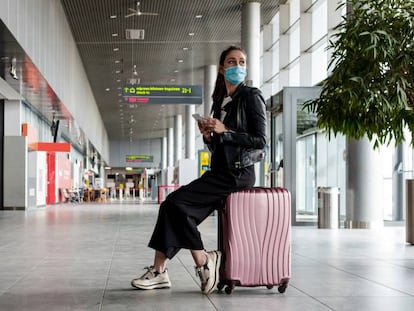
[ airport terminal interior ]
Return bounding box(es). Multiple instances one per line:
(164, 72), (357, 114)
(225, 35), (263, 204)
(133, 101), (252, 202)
(1, 0), (414, 310)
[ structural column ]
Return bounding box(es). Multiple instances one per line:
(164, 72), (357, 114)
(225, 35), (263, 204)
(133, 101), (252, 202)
(203, 65), (216, 117)
(167, 127), (174, 167)
(241, 1), (261, 87)
(345, 137), (384, 228)
(185, 105), (195, 159)
(161, 135), (167, 169)
(392, 144), (403, 221)
(174, 114), (182, 164)
(3, 100), (27, 209)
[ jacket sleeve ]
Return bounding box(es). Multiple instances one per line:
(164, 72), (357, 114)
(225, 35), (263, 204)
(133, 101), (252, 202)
(220, 88), (267, 149)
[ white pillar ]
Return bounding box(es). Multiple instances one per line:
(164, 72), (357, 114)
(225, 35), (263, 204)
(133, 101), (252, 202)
(4, 100), (22, 136)
(241, 1), (261, 87)
(185, 105), (195, 159)
(204, 65), (217, 117)
(162, 136), (167, 169)
(167, 127), (174, 167)
(345, 137), (384, 228)
(174, 114), (182, 164)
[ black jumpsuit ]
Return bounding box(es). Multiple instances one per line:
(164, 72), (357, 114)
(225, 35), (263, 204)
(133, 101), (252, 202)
(148, 84), (266, 259)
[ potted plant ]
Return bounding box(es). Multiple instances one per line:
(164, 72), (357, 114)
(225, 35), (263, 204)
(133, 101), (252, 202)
(304, 0), (414, 148)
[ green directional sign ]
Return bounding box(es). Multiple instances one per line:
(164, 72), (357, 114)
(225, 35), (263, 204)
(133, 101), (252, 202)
(122, 85), (202, 104)
(126, 155), (153, 163)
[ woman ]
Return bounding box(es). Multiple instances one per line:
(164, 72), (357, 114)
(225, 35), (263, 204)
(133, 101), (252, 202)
(131, 46), (267, 294)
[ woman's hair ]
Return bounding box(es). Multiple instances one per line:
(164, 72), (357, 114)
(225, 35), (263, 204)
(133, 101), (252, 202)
(211, 46), (247, 104)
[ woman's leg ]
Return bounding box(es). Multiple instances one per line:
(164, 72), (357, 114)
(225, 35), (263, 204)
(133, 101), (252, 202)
(191, 249), (221, 295)
(131, 250), (171, 290)
(154, 250), (168, 272)
(191, 249), (207, 266)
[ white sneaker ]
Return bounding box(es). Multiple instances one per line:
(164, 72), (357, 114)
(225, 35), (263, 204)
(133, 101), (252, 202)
(195, 250), (221, 294)
(131, 266), (171, 290)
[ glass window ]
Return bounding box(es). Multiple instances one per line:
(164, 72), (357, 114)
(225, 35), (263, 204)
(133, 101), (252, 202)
(312, 0), (327, 43)
(311, 41), (328, 85)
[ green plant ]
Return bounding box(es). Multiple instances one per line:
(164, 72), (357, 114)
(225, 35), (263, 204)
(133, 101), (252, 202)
(304, 0), (414, 148)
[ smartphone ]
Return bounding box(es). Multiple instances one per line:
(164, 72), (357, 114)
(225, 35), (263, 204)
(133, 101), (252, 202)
(192, 113), (204, 121)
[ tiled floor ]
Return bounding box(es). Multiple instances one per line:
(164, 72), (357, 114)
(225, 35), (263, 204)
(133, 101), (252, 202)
(0, 202), (414, 311)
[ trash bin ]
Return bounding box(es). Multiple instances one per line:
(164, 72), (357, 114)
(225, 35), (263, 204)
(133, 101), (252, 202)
(405, 180), (414, 244)
(317, 187), (340, 229)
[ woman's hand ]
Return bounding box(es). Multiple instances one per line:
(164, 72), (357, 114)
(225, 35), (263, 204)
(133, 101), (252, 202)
(197, 119), (212, 142)
(201, 117), (227, 134)
(197, 117), (228, 142)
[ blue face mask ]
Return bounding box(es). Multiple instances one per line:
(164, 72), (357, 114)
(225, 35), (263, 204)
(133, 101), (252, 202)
(224, 66), (247, 85)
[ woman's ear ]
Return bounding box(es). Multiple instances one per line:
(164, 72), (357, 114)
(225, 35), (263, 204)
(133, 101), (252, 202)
(219, 65), (225, 75)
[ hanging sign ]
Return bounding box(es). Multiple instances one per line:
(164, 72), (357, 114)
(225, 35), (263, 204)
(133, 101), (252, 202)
(122, 85), (202, 104)
(126, 155), (154, 163)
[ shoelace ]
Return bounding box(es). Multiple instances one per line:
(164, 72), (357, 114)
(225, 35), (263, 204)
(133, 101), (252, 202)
(195, 264), (209, 282)
(141, 266), (156, 279)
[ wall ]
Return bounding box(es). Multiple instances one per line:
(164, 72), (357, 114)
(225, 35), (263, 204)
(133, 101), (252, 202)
(0, 0), (109, 162)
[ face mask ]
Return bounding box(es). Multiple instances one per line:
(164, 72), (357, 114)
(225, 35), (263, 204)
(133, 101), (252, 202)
(224, 66), (247, 85)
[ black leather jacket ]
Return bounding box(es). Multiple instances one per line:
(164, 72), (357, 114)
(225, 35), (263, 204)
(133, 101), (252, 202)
(206, 83), (267, 170)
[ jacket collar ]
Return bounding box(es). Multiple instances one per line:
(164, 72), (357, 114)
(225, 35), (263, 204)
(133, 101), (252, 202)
(230, 82), (247, 100)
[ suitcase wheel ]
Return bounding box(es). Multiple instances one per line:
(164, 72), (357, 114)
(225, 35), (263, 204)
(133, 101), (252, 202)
(217, 282), (225, 291)
(225, 285), (234, 295)
(266, 285), (273, 289)
(278, 283), (287, 293)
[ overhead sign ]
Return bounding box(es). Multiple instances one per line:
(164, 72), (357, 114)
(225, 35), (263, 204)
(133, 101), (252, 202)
(122, 85), (202, 104)
(126, 155), (154, 163)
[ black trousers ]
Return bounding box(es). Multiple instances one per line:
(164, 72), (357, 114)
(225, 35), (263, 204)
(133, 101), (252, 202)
(148, 165), (255, 259)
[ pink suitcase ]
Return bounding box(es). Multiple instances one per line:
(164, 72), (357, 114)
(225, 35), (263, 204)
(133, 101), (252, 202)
(217, 187), (291, 294)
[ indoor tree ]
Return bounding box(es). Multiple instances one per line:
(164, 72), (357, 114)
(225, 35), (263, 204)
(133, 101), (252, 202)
(304, 0), (414, 148)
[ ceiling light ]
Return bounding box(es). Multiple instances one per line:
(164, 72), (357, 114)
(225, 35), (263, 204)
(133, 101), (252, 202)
(114, 60), (120, 64)
(174, 70), (179, 73)
(195, 15), (202, 18)
(188, 32), (195, 36)
(110, 15), (117, 19)
(178, 59), (183, 63)
(112, 33), (118, 37)
(183, 47), (189, 51)
(115, 70), (121, 74)
(113, 47), (119, 51)
(105, 88), (110, 91)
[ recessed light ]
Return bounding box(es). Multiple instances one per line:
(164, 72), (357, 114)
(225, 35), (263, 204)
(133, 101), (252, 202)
(112, 33), (118, 37)
(174, 70), (179, 73)
(116, 79), (121, 82)
(178, 59), (184, 63)
(110, 15), (117, 19)
(188, 32), (195, 36)
(170, 78), (176, 82)
(195, 15), (202, 18)
(114, 60), (120, 64)
(183, 47), (189, 51)
(113, 47), (119, 51)
(115, 70), (121, 74)
(105, 88), (110, 91)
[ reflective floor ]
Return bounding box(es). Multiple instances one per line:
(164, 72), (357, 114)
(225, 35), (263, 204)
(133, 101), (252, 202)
(0, 202), (414, 311)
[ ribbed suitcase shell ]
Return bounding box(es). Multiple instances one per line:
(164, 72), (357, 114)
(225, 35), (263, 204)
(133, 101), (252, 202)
(219, 187), (291, 293)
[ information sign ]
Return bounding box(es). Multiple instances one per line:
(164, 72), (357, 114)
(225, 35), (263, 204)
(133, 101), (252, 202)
(122, 85), (202, 104)
(126, 155), (154, 163)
